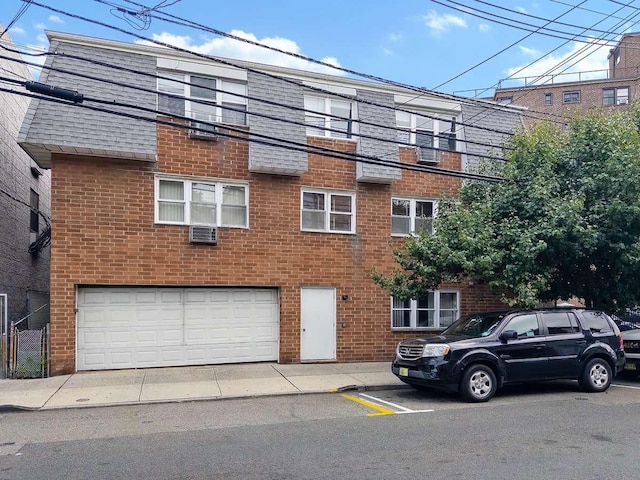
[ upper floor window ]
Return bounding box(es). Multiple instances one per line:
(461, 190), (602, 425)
(603, 87), (629, 106)
(301, 189), (355, 233)
(544, 93), (553, 105)
(497, 96), (513, 105)
(391, 197), (436, 236)
(392, 291), (459, 329)
(155, 176), (248, 228)
(396, 111), (457, 162)
(157, 72), (247, 125)
(563, 90), (581, 104)
(304, 95), (355, 139)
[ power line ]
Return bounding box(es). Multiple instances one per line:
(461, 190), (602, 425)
(0, 1), (33, 40)
(431, 0), (588, 90)
(0, 79), (506, 183)
(0, 47), (515, 159)
(462, 1), (640, 127)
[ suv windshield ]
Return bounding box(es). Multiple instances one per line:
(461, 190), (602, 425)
(443, 312), (508, 338)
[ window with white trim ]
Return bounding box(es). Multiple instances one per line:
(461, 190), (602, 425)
(396, 111), (457, 156)
(301, 189), (355, 233)
(391, 197), (436, 236)
(155, 177), (248, 227)
(157, 71), (247, 125)
(304, 95), (355, 139)
(392, 291), (459, 329)
(603, 87), (629, 106)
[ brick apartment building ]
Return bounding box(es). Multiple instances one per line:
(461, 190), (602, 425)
(17, 31), (522, 375)
(494, 32), (640, 125)
(0, 27), (51, 372)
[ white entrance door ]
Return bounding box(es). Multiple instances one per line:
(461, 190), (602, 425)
(300, 287), (336, 361)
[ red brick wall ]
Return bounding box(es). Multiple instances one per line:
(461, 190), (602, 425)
(49, 122), (506, 374)
(496, 78), (639, 127)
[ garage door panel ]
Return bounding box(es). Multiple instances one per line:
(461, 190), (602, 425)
(77, 287), (279, 370)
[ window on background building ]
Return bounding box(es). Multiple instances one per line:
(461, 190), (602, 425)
(603, 87), (629, 106)
(396, 111), (457, 160)
(304, 95), (355, 139)
(157, 72), (247, 125)
(391, 291), (459, 329)
(155, 177), (248, 227)
(301, 189), (355, 233)
(29, 188), (39, 243)
(562, 90), (581, 104)
(497, 96), (513, 105)
(544, 93), (553, 105)
(391, 197), (437, 236)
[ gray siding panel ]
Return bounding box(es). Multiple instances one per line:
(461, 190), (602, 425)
(247, 71), (307, 175)
(461, 103), (522, 173)
(19, 40), (157, 167)
(355, 89), (401, 183)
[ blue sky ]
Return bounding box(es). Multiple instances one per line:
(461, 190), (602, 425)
(1, 1), (637, 96)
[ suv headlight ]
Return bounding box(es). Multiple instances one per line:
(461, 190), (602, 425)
(422, 344), (450, 357)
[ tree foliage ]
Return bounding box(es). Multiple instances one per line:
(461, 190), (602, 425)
(374, 107), (640, 311)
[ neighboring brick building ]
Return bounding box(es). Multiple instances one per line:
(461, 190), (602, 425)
(18, 31), (522, 375)
(0, 27), (51, 357)
(494, 33), (640, 125)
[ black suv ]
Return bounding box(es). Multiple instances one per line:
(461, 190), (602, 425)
(392, 308), (625, 402)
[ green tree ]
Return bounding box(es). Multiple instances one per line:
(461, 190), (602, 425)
(374, 108), (640, 311)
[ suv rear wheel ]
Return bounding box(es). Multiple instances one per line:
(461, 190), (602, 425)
(460, 364), (497, 402)
(580, 358), (612, 392)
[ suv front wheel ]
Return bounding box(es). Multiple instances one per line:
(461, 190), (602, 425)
(580, 358), (612, 392)
(460, 364), (497, 402)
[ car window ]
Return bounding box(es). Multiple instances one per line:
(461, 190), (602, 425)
(444, 313), (507, 337)
(543, 312), (580, 335)
(504, 314), (540, 339)
(580, 311), (613, 333)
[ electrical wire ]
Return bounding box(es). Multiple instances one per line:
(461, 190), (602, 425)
(0, 47), (515, 158)
(0, 80), (506, 183)
(0, 0), (33, 40)
(461, 1), (640, 127)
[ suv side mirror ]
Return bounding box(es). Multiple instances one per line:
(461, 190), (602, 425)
(500, 330), (518, 342)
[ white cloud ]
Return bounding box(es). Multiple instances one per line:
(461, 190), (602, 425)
(515, 6), (528, 14)
(519, 45), (541, 57)
(505, 40), (610, 85)
(8, 26), (25, 35)
(48, 15), (64, 24)
(382, 47), (394, 56)
(34, 22), (46, 30)
(478, 24), (490, 33)
(137, 30), (343, 75)
(388, 33), (401, 42)
(423, 11), (467, 34)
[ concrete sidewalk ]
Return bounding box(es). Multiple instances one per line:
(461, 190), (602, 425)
(0, 362), (404, 411)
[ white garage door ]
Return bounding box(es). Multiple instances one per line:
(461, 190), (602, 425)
(77, 287), (279, 371)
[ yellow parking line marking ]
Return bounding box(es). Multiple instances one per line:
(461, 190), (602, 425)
(341, 394), (396, 416)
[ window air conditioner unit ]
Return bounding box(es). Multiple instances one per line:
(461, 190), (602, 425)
(415, 146), (441, 164)
(189, 225), (218, 244)
(188, 120), (219, 141)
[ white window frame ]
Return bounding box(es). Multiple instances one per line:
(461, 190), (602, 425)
(157, 71), (248, 125)
(395, 111), (457, 152)
(300, 188), (356, 234)
(391, 290), (460, 330)
(391, 197), (437, 237)
(154, 175), (249, 228)
(304, 95), (357, 139)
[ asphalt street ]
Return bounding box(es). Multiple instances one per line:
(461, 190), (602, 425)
(1, 379), (640, 479)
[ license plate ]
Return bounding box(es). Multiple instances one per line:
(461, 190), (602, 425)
(624, 363), (637, 371)
(399, 367), (409, 377)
